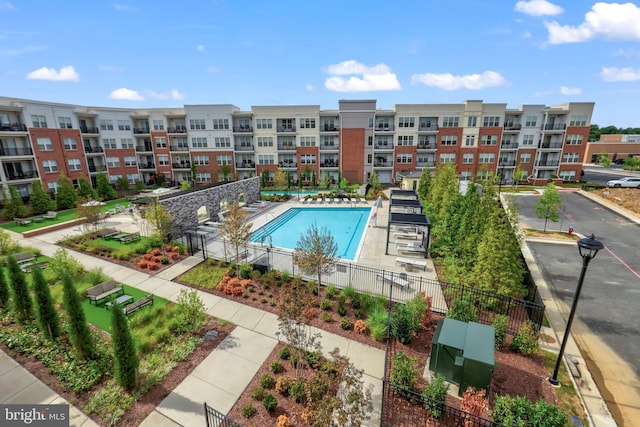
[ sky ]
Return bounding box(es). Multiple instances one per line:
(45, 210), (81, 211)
(2, 0), (640, 127)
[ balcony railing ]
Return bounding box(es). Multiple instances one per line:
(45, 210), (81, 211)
(138, 163), (156, 169)
(537, 160), (559, 167)
(320, 144), (338, 151)
(278, 161), (297, 168)
(171, 162), (191, 169)
(374, 144), (393, 150)
(236, 161), (255, 168)
(233, 126), (253, 133)
(498, 160), (517, 166)
(539, 142), (563, 149)
(277, 144), (296, 151)
(417, 143), (436, 150)
(167, 126), (187, 133)
(503, 124), (522, 131)
(543, 124), (566, 131)
(84, 146), (104, 153)
(418, 123), (438, 131)
(375, 124), (394, 131)
(79, 126), (99, 134)
(234, 144), (254, 151)
(0, 147), (33, 156)
(136, 145), (153, 152)
(374, 161), (392, 167)
(500, 142), (519, 149)
(0, 123), (28, 132)
(133, 128), (150, 134)
(277, 126), (296, 133)
(169, 145), (189, 152)
(320, 160), (339, 167)
(6, 171), (38, 180)
(88, 165), (106, 173)
(416, 161), (436, 167)
(320, 124), (339, 131)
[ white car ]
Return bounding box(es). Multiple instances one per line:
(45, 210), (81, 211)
(607, 177), (640, 188)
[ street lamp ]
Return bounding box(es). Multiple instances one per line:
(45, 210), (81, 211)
(548, 233), (604, 387)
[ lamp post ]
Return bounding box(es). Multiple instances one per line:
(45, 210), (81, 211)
(548, 233), (604, 387)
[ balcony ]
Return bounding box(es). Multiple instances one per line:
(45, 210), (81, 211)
(169, 145), (189, 152)
(500, 142), (519, 150)
(319, 160), (339, 168)
(136, 145), (153, 152)
(0, 147), (33, 156)
(537, 160), (559, 167)
(539, 142), (563, 150)
(167, 126), (187, 134)
(277, 126), (296, 133)
(138, 163), (156, 170)
(542, 124), (566, 131)
(416, 161), (436, 168)
(279, 161), (297, 168)
(6, 171), (38, 181)
(133, 128), (150, 134)
(498, 160), (517, 167)
(88, 165), (106, 173)
(79, 126), (99, 134)
(234, 144), (254, 151)
(503, 124), (522, 131)
(172, 162), (191, 169)
(0, 123), (28, 132)
(320, 144), (338, 151)
(277, 143), (296, 151)
(418, 123), (438, 132)
(233, 126), (253, 133)
(374, 144), (393, 150)
(236, 161), (256, 168)
(84, 146), (104, 154)
(375, 124), (394, 132)
(417, 143), (436, 150)
(374, 161), (392, 167)
(320, 124), (339, 132)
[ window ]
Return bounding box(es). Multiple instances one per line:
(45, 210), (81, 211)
(63, 138), (77, 150)
(99, 119), (114, 130)
(368, 136), (373, 146)
(520, 153), (531, 163)
(256, 119), (272, 129)
(525, 116), (537, 127)
(477, 170), (492, 180)
(280, 119), (294, 130)
(152, 119), (164, 131)
(398, 117), (415, 128)
(442, 117), (459, 127)
(174, 137), (188, 149)
(31, 115), (48, 128)
(193, 155), (210, 165)
(189, 119), (206, 130)
(440, 135), (457, 146)
(439, 153), (456, 163)
(36, 138), (53, 151)
(257, 137), (273, 147)
(258, 154), (275, 165)
(566, 134), (583, 145)
(464, 135), (475, 146)
(215, 137), (231, 148)
(300, 136), (316, 147)
(58, 116), (72, 129)
(299, 118), (316, 129)
(559, 170), (576, 180)
(212, 119), (229, 130)
(562, 153), (580, 163)
(460, 171), (472, 180)
(419, 135), (433, 147)
(118, 120), (131, 131)
(217, 155), (232, 165)
(483, 116), (500, 127)
(103, 138), (117, 149)
(191, 137), (208, 148)
(157, 155), (169, 166)
(106, 157), (121, 168)
(376, 136), (391, 147)
(463, 153), (474, 164)
(479, 153), (495, 164)
(155, 137), (167, 148)
(121, 138), (134, 148)
(396, 154), (412, 164)
(127, 174), (138, 184)
(237, 136), (252, 148)
(42, 160), (58, 172)
(481, 135), (497, 145)
(467, 116), (478, 127)
(47, 182), (58, 193)
(124, 156), (137, 166)
(367, 154), (372, 164)
(195, 173), (211, 183)
(569, 115), (587, 126)
(522, 134), (535, 146)
(397, 135), (414, 146)
(280, 137), (295, 148)
(368, 117), (374, 128)
(68, 158), (82, 171)
(300, 154), (316, 164)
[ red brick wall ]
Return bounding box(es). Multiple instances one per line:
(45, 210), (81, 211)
(341, 129), (365, 183)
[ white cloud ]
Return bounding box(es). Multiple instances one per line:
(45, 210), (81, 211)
(0, 1), (15, 10)
(600, 66), (640, 82)
(197, 44), (205, 53)
(560, 86), (582, 95)
(324, 60), (401, 92)
(305, 84), (314, 92)
(146, 89), (185, 100)
(515, 0), (563, 16)
(410, 70), (506, 90)
(545, 2), (640, 44)
(25, 65), (79, 82)
(109, 88), (143, 101)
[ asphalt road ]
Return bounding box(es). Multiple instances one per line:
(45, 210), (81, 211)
(582, 164), (640, 186)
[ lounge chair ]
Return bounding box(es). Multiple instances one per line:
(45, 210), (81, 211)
(394, 232), (420, 240)
(42, 211), (57, 220)
(377, 272), (410, 288)
(395, 257), (427, 271)
(397, 246), (426, 255)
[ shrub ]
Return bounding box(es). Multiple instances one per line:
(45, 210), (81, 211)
(275, 375), (292, 394)
(151, 248), (162, 256)
(305, 351), (321, 368)
(270, 361), (283, 374)
(322, 312), (332, 322)
(390, 351), (418, 394)
(160, 257), (169, 264)
(138, 260), (148, 269)
(239, 263), (253, 279)
(422, 374), (450, 418)
(325, 285), (337, 299)
(259, 373), (275, 389)
(289, 379), (306, 403)
(367, 306), (388, 342)
(262, 393), (278, 412)
(147, 261), (158, 270)
(251, 386), (264, 400)
(279, 346), (291, 360)
(446, 298), (478, 323)
(320, 299), (332, 311)
(241, 403), (256, 418)
(492, 314), (509, 349)
(276, 414), (290, 427)
(337, 302), (347, 316)
(354, 319), (368, 334)
(493, 395), (567, 427)
(350, 296), (361, 309)
(391, 304), (415, 344)
(340, 317), (353, 330)
(170, 253), (179, 260)
(354, 308), (365, 319)
(511, 321), (539, 355)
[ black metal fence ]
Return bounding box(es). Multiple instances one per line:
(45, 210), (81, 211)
(204, 402), (244, 427)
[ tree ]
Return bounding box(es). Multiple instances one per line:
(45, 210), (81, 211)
(29, 180), (55, 215)
(145, 198), (173, 245)
(417, 169), (432, 201)
(6, 255), (33, 323)
(77, 177), (97, 200)
(535, 183), (562, 232)
(220, 162), (231, 182)
(56, 174), (78, 209)
(598, 150), (612, 167)
(513, 164), (527, 187)
(0, 268), (8, 308)
(338, 177), (350, 191)
(116, 176), (130, 193)
(111, 305), (139, 389)
(367, 170), (381, 198)
(274, 170), (287, 190)
(190, 163), (197, 185)
(219, 201), (252, 276)
(2, 186), (27, 219)
(96, 172), (117, 200)
(76, 197), (103, 233)
(62, 273), (94, 359)
(31, 266), (61, 339)
(261, 170), (269, 188)
(180, 180), (192, 191)
(293, 223), (338, 297)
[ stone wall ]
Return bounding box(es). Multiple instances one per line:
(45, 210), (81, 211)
(158, 177), (260, 232)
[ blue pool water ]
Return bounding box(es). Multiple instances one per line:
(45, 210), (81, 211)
(250, 207), (372, 260)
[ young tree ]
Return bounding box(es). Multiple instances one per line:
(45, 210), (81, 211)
(96, 172), (117, 200)
(274, 170), (287, 190)
(293, 223), (338, 297)
(2, 186), (27, 219)
(0, 268), (9, 308)
(145, 198), (173, 244)
(513, 164), (527, 187)
(180, 180), (192, 191)
(598, 151), (612, 167)
(367, 170), (382, 198)
(56, 174), (78, 210)
(219, 202), (252, 275)
(260, 170), (269, 188)
(62, 273), (94, 359)
(31, 266), (61, 339)
(76, 197), (103, 233)
(77, 177), (97, 200)
(6, 255), (33, 323)
(417, 169), (432, 201)
(29, 180), (55, 215)
(220, 163), (231, 182)
(111, 305), (139, 389)
(535, 183), (562, 232)
(115, 176), (130, 193)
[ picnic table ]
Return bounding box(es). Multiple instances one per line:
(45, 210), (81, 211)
(105, 294), (134, 310)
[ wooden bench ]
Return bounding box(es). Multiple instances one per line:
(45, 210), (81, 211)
(4, 252), (37, 265)
(96, 228), (119, 239)
(118, 232), (141, 244)
(15, 218), (32, 226)
(86, 280), (124, 305)
(21, 262), (49, 273)
(43, 211), (58, 220)
(124, 294), (154, 315)
(395, 257), (428, 271)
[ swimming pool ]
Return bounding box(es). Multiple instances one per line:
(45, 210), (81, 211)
(250, 207), (372, 260)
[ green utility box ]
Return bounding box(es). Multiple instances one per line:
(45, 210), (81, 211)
(428, 318), (495, 396)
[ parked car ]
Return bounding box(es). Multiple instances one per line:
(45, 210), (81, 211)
(607, 177), (640, 188)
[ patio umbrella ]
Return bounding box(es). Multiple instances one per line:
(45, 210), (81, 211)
(372, 196), (383, 227)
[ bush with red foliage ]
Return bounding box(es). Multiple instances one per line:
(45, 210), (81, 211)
(138, 260), (148, 269)
(147, 261), (158, 270)
(354, 319), (369, 334)
(151, 248), (162, 256)
(165, 245), (174, 252)
(460, 387), (489, 423)
(170, 253), (179, 260)
(143, 253), (154, 261)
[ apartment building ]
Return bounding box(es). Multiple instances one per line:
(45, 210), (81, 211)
(0, 97), (594, 199)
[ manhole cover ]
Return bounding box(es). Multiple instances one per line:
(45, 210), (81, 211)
(204, 330), (219, 341)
